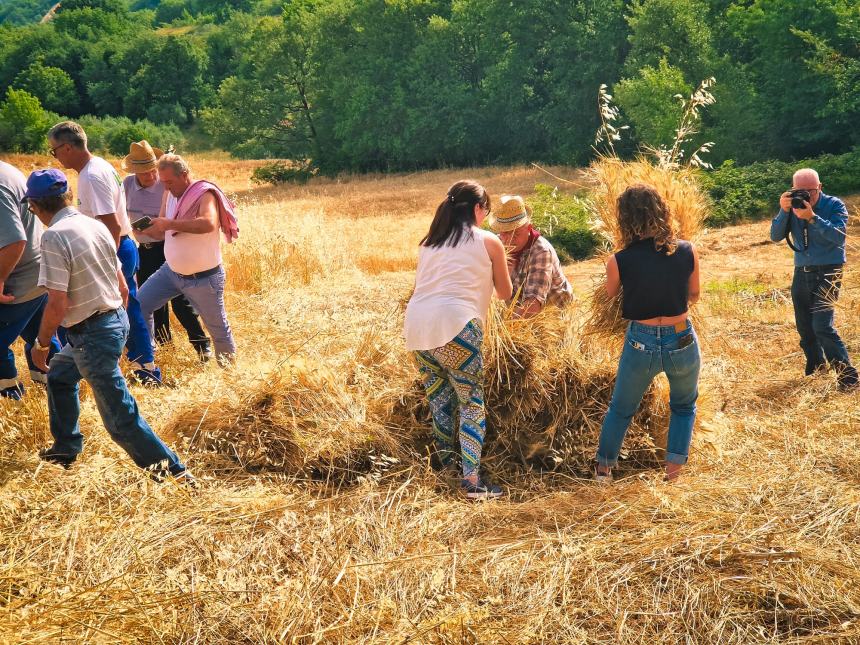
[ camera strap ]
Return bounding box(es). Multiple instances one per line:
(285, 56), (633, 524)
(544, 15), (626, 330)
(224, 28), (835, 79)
(785, 214), (809, 253)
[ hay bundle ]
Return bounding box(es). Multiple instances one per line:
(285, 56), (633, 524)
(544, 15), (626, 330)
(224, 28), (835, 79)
(482, 305), (667, 471)
(584, 157), (709, 338)
(165, 358), (402, 479)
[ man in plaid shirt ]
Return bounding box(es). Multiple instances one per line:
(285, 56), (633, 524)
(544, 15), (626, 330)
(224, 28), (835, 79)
(489, 195), (573, 317)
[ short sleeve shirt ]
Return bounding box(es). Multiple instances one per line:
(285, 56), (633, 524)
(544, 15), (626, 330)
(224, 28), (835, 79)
(38, 207), (123, 327)
(0, 161), (43, 303)
(77, 156), (133, 236)
(122, 174), (164, 244)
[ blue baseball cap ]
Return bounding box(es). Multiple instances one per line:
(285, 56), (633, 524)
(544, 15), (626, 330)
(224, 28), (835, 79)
(21, 169), (68, 202)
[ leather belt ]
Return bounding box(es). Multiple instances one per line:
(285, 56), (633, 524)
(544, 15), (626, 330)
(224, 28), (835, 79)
(175, 265), (221, 280)
(140, 241), (164, 250)
(799, 264), (843, 273)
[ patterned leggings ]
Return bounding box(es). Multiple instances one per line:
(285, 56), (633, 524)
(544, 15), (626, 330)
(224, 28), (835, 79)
(414, 319), (486, 478)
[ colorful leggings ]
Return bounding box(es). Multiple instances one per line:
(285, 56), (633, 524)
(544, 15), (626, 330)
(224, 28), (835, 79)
(414, 319), (486, 478)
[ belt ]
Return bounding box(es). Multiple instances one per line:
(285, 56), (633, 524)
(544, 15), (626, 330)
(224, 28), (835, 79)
(175, 265), (221, 280)
(67, 308), (120, 334)
(798, 264), (843, 273)
(140, 241), (164, 250)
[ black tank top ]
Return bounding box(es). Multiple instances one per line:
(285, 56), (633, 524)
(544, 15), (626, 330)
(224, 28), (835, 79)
(615, 238), (694, 320)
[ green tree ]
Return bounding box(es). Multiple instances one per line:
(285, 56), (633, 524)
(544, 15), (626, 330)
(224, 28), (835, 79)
(0, 88), (58, 152)
(615, 59), (692, 149)
(12, 61), (79, 114)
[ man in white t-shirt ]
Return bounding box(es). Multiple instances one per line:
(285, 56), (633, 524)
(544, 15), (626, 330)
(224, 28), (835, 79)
(47, 121), (162, 386)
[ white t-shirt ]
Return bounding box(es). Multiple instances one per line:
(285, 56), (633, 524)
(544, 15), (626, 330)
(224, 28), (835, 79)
(403, 227), (495, 351)
(76, 156), (133, 237)
(164, 192), (223, 275)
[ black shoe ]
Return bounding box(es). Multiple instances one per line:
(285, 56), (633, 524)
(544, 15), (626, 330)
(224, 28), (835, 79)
(461, 477), (504, 500)
(38, 447), (77, 469)
(834, 362), (859, 392)
(805, 361), (827, 376)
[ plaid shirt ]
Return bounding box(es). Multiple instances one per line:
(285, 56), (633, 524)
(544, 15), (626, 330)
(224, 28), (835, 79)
(509, 236), (573, 308)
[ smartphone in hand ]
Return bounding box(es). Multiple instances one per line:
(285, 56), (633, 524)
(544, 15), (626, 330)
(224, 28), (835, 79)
(132, 216), (153, 231)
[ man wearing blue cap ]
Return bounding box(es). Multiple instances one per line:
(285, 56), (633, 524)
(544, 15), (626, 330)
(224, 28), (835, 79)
(0, 160), (62, 398)
(24, 168), (190, 481)
(47, 120), (163, 386)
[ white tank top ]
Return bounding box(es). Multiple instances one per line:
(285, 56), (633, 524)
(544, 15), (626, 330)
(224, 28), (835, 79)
(404, 226), (494, 351)
(164, 193), (223, 275)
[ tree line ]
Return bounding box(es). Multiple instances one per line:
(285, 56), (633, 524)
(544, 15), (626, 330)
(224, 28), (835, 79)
(0, 0), (858, 174)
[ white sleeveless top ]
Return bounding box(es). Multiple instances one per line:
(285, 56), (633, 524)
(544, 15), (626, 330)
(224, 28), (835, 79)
(404, 226), (494, 351)
(164, 192), (223, 275)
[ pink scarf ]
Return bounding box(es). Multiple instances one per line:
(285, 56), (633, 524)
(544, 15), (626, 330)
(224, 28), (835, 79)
(175, 180), (239, 243)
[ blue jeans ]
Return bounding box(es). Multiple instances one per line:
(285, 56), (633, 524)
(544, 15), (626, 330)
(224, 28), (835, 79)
(597, 321), (701, 467)
(117, 236), (156, 369)
(46, 307), (185, 474)
(138, 264), (236, 362)
(0, 294), (62, 396)
(791, 266), (852, 369)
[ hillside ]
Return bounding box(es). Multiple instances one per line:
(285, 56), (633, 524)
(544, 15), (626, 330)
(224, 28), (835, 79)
(1, 157), (860, 642)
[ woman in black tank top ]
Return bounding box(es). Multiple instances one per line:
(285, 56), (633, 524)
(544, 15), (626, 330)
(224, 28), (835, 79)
(595, 184), (701, 484)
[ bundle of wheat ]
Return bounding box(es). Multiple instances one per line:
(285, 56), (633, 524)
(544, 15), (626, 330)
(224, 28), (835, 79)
(164, 358), (406, 480)
(585, 156), (709, 338)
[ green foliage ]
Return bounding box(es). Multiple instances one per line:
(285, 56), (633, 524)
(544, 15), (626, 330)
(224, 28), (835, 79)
(0, 88), (58, 152)
(76, 114), (186, 155)
(529, 184), (601, 261)
(699, 148), (860, 226)
(615, 60), (692, 150)
(251, 161), (316, 185)
(0, 0), (56, 25)
(12, 61), (78, 114)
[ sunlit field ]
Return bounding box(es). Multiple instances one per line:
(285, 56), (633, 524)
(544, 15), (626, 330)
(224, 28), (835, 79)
(1, 154), (860, 643)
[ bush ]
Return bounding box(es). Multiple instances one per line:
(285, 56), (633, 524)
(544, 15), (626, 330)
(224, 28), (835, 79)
(700, 148), (860, 226)
(529, 183), (601, 261)
(76, 115), (185, 156)
(251, 161), (317, 185)
(0, 88), (59, 153)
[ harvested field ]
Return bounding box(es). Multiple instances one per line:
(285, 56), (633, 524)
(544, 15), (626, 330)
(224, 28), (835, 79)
(1, 155), (860, 643)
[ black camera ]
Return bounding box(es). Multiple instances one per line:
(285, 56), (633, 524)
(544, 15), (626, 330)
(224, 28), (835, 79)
(790, 189), (811, 209)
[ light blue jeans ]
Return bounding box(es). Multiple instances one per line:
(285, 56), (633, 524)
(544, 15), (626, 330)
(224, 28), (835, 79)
(46, 307), (185, 475)
(597, 320), (701, 467)
(137, 264), (236, 363)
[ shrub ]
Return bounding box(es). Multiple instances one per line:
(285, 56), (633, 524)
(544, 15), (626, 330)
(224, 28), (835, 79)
(76, 115), (185, 156)
(251, 161), (317, 185)
(529, 183), (601, 261)
(700, 148), (860, 226)
(0, 88), (59, 153)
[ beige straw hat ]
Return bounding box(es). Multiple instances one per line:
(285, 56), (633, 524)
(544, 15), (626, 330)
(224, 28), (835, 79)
(488, 194), (533, 233)
(121, 140), (164, 173)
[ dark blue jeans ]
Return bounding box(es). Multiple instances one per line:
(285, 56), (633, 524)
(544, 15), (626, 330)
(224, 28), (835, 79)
(597, 321), (701, 467)
(0, 294), (62, 396)
(46, 307), (185, 474)
(117, 236), (156, 369)
(791, 266), (851, 369)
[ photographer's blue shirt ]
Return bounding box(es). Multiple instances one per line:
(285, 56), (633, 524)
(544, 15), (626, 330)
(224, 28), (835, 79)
(770, 192), (848, 267)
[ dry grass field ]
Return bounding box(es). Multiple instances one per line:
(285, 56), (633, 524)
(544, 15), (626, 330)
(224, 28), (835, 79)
(1, 154), (860, 643)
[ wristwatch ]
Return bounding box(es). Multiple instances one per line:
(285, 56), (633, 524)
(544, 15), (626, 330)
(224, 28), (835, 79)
(34, 338), (52, 351)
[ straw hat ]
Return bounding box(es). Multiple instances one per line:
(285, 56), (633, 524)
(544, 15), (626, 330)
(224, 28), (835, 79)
(488, 194), (533, 233)
(121, 140), (164, 173)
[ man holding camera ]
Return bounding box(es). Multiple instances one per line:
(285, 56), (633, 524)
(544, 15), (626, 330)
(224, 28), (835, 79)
(771, 168), (858, 391)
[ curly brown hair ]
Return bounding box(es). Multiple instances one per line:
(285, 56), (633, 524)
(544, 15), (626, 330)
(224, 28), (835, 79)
(616, 183), (677, 254)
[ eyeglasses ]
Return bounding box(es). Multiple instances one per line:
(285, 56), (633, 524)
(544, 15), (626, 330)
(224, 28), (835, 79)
(49, 142), (67, 158)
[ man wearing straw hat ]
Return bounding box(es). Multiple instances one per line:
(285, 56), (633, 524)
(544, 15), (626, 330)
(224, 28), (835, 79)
(122, 141), (211, 361)
(489, 194), (573, 317)
(24, 168), (191, 482)
(47, 121), (163, 386)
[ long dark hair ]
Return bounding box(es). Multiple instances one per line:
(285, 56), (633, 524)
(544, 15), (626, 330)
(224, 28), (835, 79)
(617, 183), (677, 254)
(420, 180), (490, 248)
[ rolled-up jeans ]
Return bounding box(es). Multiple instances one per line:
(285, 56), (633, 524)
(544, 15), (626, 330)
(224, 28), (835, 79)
(138, 264), (236, 363)
(597, 320), (701, 467)
(46, 307), (185, 474)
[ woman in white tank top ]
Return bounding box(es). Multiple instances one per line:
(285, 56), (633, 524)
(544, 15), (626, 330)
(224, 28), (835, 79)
(404, 180), (512, 500)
